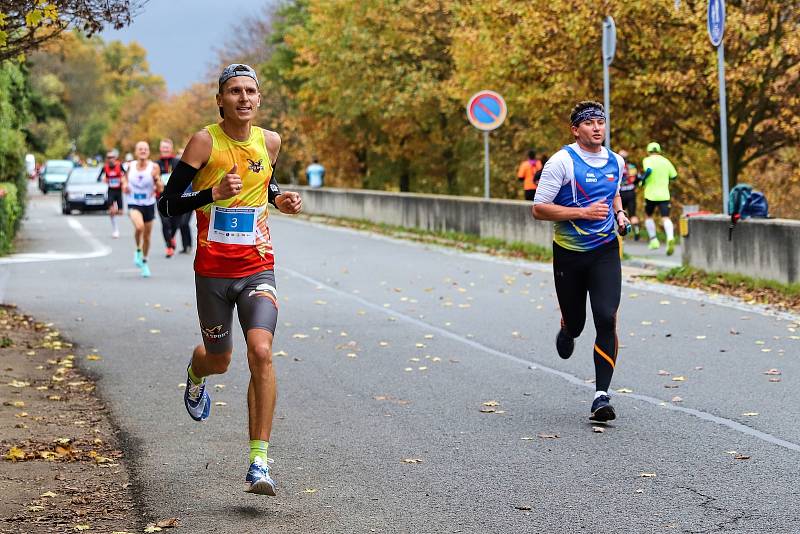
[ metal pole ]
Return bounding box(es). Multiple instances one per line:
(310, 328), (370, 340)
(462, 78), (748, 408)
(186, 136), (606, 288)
(603, 55), (611, 149)
(602, 20), (611, 149)
(718, 42), (730, 214)
(483, 130), (490, 199)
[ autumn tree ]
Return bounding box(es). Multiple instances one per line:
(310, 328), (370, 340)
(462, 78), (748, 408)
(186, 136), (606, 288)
(0, 0), (147, 61)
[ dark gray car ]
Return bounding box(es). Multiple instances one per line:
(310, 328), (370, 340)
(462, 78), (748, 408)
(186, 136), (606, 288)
(61, 166), (108, 214)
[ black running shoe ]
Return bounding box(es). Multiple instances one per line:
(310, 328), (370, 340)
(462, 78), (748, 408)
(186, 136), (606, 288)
(589, 395), (616, 422)
(555, 329), (574, 360)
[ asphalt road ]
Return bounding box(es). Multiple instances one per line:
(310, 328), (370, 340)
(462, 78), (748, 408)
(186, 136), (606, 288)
(3, 189), (799, 533)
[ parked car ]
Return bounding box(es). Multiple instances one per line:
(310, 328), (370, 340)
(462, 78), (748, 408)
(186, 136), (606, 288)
(39, 159), (74, 193)
(62, 166), (108, 214)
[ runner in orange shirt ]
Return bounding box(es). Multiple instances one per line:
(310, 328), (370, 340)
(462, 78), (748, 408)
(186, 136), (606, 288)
(517, 149), (542, 201)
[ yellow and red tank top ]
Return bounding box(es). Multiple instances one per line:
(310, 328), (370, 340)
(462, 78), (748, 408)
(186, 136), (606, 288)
(193, 123), (274, 278)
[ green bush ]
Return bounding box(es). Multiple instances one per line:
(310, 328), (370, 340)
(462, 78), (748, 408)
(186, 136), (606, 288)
(0, 182), (20, 254)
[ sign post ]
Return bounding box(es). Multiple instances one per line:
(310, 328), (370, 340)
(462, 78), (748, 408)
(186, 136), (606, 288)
(602, 16), (616, 149)
(708, 0), (729, 214)
(466, 90), (507, 199)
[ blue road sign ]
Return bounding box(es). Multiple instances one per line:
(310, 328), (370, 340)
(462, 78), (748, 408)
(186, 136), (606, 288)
(708, 0), (725, 47)
(466, 91), (507, 132)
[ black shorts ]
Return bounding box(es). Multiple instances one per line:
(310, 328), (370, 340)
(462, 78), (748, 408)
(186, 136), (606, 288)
(195, 270), (278, 354)
(645, 200), (670, 217)
(129, 204), (155, 223)
(108, 188), (123, 210)
(620, 189), (636, 216)
(524, 189), (536, 202)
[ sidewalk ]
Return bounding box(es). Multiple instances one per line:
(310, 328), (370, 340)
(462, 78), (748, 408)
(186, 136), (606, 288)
(621, 237), (682, 271)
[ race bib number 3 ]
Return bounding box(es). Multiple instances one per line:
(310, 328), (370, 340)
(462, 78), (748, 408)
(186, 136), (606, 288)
(209, 206), (257, 245)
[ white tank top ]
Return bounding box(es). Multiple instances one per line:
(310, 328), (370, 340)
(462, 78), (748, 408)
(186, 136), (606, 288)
(126, 161), (156, 206)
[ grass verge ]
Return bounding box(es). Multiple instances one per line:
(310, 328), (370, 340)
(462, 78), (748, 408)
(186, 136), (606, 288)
(654, 266), (800, 313)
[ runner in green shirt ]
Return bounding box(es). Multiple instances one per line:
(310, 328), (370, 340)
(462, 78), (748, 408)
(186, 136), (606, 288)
(641, 142), (678, 255)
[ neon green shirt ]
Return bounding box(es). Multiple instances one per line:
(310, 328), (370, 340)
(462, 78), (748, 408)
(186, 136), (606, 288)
(641, 154), (677, 201)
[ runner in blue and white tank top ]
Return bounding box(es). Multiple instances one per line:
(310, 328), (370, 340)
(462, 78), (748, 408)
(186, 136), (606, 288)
(532, 100), (631, 423)
(122, 141), (163, 278)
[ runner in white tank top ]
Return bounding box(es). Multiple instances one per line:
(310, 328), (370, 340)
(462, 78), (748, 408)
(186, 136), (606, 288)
(122, 141), (163, 278)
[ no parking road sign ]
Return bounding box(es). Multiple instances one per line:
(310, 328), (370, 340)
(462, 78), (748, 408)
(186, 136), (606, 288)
(466, 90), (507, 199)
(466, 90), (507, 132)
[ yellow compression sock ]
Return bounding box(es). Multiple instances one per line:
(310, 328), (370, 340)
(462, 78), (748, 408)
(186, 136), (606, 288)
(249, 440), (269, 464)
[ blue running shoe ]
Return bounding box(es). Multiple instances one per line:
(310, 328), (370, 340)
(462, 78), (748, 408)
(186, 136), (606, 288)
(183, 368), (210, 422)
(141, 262), (151, 278)
(244, 457), (276, 495)
(134, 250), (144, 267)
(590, 395), (616, 422)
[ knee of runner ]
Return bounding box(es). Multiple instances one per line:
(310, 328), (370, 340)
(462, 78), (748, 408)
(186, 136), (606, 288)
(248, 344), (273, 368)
(593, 312), (616, 333)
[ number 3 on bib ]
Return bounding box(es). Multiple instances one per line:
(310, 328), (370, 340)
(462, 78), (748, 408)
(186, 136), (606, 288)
(208, 206), (257, 245)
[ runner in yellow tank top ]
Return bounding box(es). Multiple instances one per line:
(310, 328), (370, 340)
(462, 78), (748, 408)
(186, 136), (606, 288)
(157, 64), (302, 496)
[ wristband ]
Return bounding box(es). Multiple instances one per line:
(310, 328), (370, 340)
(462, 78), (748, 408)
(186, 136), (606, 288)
(616, 209), (628, 217)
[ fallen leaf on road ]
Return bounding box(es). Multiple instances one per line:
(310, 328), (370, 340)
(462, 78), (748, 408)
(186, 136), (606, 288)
(635, 489), (644, 494)
(769, 378), (781, 383)
(734, 454), (751, 460)
(274, 350), (288, 357)
(401, 458), (423, 464)
(639, 473), (656, 478)
(537, 433), (560, 439)
(657, 370), (671, 376)
(214, 384), (226, 390)
(41, 491), (58, 497)
(5, 446), (26, 461)
(616, 387), (633, 393)
(379, 341), (389, 347)
(592, 426), (605, 433)
(73, 525), (90, 531)
(672, 376), (686, 382)
(641, 321), (652, 326)
(143, 527), (161, 533)
(742, 412), (759, 417)
(696, 335), (707, 340)
(292, 334), (308, 339)
(313, 300), (327, 305)
(214, 402), (227, 406)
(149, 329), (161, 334)
(85, 355), (102, 361)
(28, 505), (44, 512)
(659, 300), (671, 305)
(520, 437), (534, 441)
(7, 380), (30, 388)
(404, 367), (413, 372)
(671, 396), (683, 403)
(482, 401), (500, 407)
(513, 505), (532, 511)
(763, 369), (781, 376)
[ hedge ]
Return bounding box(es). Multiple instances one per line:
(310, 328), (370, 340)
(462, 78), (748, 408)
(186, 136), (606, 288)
(0, 183), (21, 255)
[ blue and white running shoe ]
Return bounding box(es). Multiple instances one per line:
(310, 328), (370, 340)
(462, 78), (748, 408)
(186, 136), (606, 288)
(141, 262), (151, 278)
(183, 367), (210, 422)
(244, 457), (276, 495)
(134, 249), (144, 267)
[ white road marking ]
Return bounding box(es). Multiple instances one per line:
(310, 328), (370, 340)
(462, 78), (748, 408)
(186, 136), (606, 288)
(0, 217), (111, 264)
(282, 265), (800, 454)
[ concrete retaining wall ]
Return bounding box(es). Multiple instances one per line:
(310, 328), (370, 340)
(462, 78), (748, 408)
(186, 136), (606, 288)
(290, 186), (799, 285)
(293, 186), (554, 247)
(684, 215), (800, 284)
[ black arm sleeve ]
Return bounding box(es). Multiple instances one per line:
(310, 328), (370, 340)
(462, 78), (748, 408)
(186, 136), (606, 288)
(157, 160), (212, 217)
(268, 174), (282, 208)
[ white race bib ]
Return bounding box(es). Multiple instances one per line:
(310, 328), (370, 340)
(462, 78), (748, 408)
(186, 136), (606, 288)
(208, 206), (258, 245)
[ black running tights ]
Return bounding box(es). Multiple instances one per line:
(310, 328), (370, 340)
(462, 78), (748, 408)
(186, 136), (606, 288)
(552, 239), (621, 392)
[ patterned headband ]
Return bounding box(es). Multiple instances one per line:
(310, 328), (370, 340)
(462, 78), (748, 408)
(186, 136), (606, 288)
(571, 107), (606, 127)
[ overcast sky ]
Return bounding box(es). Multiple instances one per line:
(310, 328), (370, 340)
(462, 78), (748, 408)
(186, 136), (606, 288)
(101, 0), (272, 94)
